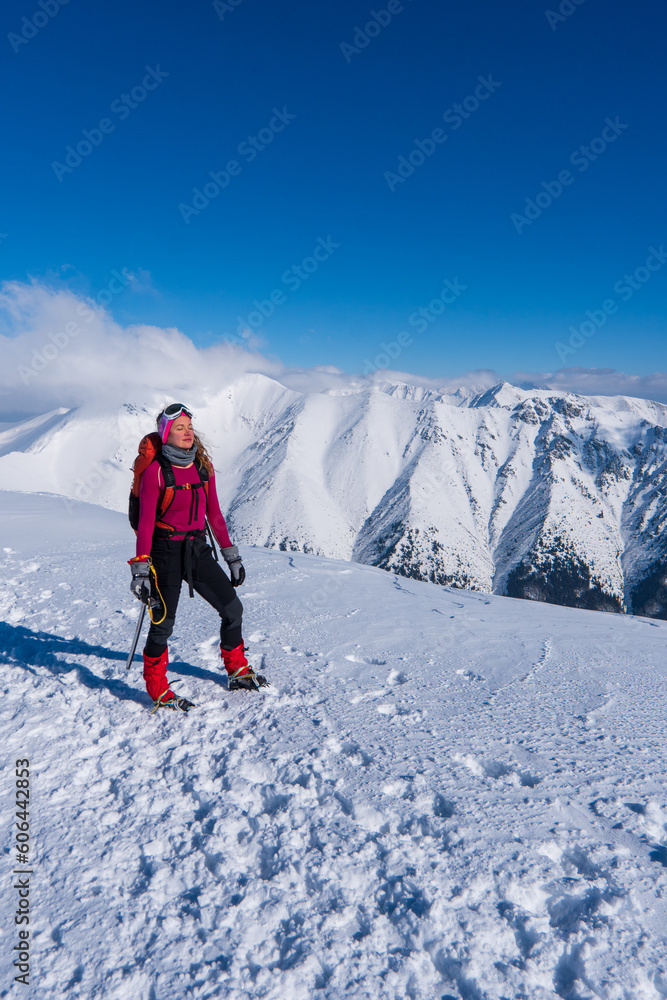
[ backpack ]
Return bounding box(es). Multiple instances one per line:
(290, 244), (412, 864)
(128, 432), (210, 534)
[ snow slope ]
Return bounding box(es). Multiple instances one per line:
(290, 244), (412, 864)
(2, 493), (667, 999)
(2, 375), (667, 616)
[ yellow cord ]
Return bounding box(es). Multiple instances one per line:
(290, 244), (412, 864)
(147, 563), (167, 625)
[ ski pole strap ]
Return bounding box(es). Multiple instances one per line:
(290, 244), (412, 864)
(147, 563), (167, 625)
(205, 519), (219, 562)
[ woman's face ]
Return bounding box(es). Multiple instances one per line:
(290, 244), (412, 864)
(167, 416), (195, 449)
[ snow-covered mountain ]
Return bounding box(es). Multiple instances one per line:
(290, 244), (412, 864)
(2, 374), (667, 617)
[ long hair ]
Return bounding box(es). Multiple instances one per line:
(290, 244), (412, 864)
(155, 410), (214, 474)
(193, 432), (214, 474)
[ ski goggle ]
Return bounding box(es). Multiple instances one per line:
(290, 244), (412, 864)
(159, 403), (193, 443)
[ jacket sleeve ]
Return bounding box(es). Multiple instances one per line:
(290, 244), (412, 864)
(136, 461), (160, 558)
(205, 470), (233, 549)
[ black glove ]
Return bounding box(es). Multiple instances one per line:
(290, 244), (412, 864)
(129, 558), (151, 604)
(222, 545), (245, 588)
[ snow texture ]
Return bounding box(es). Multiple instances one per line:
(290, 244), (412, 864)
(2, 492), (667, 999)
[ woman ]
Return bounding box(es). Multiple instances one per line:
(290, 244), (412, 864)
(128, 402), (267, 710)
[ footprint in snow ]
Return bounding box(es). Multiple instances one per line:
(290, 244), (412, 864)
(433, 793), (456, 818)
(588, 798), (667, 865)
(454, 753), (541, 787)
(456, 668), (485, 683)
(341, 740), (373, 766)
(387, 668), (409, 685)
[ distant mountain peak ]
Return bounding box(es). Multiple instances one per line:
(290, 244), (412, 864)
(3, 374), (667, 618)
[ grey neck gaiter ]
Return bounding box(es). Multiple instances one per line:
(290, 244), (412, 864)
(162, 442), (198, 466)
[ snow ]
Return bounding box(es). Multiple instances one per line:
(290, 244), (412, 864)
(2, 492), (667, 999)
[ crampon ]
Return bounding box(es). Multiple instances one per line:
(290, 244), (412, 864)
(150, 686), (195, 713)
(228, 666), (269, 692)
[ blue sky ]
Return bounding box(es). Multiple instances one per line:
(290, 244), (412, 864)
(2, 0), (666, 383)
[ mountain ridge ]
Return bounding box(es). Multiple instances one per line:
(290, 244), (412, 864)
(1, 374), (666, 616)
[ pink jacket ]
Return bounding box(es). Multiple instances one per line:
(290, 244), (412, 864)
(136, 461), (233, 557)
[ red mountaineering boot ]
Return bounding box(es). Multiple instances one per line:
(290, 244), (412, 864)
(220, 642), (268, 691)
(143, 649), (194, 712)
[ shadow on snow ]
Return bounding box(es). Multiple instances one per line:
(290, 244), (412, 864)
(0, 621), (147, 706)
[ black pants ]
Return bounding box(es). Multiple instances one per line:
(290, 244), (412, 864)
(144, 533), (243, 657)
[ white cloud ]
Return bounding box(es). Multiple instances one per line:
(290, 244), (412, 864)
(2, 279), (667, 418)
(0, 279), (282, 416)
(368, 366), (500, 392)
(512, 366), (667, 403)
